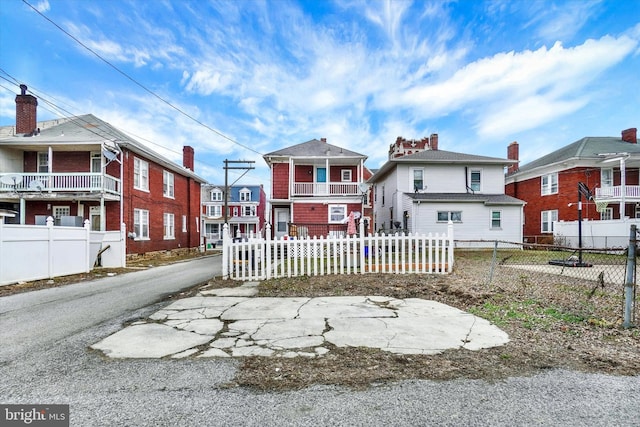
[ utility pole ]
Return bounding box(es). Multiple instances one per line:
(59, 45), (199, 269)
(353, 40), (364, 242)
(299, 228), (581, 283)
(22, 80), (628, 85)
(223, 159), (255, 228)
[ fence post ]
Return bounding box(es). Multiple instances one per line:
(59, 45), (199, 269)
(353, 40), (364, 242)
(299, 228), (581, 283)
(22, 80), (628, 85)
(84, 219), (91, 273)
(222, 223), (230, 279)
(0, 220), (4, 283)
(623, 225), (636, 328)
(359, 219), (365, 274)
(447, 220), (454, 273)
(47, 216), (54, 279)
(265, 223), (272, 280)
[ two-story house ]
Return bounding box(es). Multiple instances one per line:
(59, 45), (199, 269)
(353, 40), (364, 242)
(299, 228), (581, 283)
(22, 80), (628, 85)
(505, 128), (640, 243)
(201, 183), (266, 245)
(0, 85), (205, 255)
(263, 138), (372, 238)
(368, 136), (524, 244)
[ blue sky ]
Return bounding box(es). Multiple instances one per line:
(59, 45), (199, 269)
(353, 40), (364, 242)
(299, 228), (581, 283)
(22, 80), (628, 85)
(1, 0), (639, 188)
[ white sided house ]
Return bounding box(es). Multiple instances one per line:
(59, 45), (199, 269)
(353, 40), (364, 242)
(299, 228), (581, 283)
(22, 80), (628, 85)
(368, 139), (525, 246)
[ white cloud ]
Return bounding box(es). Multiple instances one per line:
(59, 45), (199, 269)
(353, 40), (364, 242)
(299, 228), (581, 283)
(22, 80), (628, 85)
(35, 0), (50, 13)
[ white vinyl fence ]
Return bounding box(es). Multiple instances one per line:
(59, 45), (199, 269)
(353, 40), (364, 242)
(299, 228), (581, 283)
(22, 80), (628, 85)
(222, 221), (454, 281)
(0, 218), (126, 286)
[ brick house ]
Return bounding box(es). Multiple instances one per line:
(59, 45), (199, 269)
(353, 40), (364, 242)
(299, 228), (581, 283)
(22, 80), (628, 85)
(263, 138), (372, 238)
(201, 183), (266, 245)
(505, 128), (640, 243)
(369, 135), (524, 244)
(0, 85), (205, 255)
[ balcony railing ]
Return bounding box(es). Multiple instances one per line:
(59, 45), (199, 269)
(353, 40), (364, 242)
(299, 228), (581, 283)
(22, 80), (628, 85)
(595, 185), (640, 201)
(0, 172), (121, 196)
(293, 182), (360, 196)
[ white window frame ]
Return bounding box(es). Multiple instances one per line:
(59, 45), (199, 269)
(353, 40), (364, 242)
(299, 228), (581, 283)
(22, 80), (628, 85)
(470, 170), (481, 192)
(182, 215), (187, 232)
(207, 205), (222, 217)
(541, 209), (558, 233)
(601, 207), (613, 221)
(53, 206), (70, 219)
(38, 152), (49, 173)
(341, 169), (352, 182)
(541, 172), (558, 196)
(163, 213), (175, 239)
(437, 211), (462, 223)
(163, 170), (175, 198)
(491, 210), (502, 229)
(133, 208), (149, 240)
(329, 204), (347, 223)
(211, 189), (223, 201)
(233, 207), (238, 217)
(239, 189), (252, 202)
(133, 157), (149, 191)
(601, 168), (613, 188)
(411, 168), (424, 191)
(243, 205), (257, 217)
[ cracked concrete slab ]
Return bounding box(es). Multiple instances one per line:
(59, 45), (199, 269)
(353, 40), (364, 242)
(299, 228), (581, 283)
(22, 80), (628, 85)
(91, 290), (509, 359)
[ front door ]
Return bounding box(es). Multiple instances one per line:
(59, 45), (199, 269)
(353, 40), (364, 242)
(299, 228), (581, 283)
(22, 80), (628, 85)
(274, 208), (290, 238)
(316, 167), (327, 195)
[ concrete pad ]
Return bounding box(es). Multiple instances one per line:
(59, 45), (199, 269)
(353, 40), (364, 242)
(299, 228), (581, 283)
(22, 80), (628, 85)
(250, 318), (326, 341)
(221, 297), (310, 320)
(90, 323), (213, 358)
(231, 346), (274, 357)
(199, 348), (231, 357)
(179, 319), (224, 335)
(171, 348), (199, 358)
(164, 296), (247, 311)
(298, 296), (396, 318)
(270, 336), (325, 349)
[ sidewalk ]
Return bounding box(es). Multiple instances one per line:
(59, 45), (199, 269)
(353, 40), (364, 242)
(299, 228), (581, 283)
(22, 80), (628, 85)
(91, 281), (509, 358)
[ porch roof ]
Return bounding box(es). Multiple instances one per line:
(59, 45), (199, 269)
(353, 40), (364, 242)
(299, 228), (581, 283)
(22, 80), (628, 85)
(407, 193), (525, 205)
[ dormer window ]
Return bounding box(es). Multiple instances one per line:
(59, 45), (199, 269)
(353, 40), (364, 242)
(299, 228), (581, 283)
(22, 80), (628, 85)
(211, 189), (223, 201)
(239, 188), (252, 201)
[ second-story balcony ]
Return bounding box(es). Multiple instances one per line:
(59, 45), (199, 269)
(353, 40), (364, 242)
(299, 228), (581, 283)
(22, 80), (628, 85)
(293, 181), (360, 196)
(594, 185), (640, 203)
(0, 172), (121, 199)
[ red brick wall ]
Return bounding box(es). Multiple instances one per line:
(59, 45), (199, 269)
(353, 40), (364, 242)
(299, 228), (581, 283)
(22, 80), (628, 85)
(272, 163), (290, 199)
(508, 167), (604, 238)
(293, 202), (362, 223)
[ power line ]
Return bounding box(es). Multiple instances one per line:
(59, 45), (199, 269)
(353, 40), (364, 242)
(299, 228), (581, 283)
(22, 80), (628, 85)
(21, 0), (264, 157)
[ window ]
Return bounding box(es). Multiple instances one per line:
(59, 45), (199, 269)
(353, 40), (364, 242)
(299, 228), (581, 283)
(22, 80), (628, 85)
(341, 169), (352, 182)
(601, 168), (613, 187)
(163, 171), (174, 198)
(470, 170), (481, 192)
(211, 189), (223, 201)
(329, 205), (347, 223)
(239, 189), (251, 201)
(381, 185), (385, 206)
(601, 208), (613, 221)
(207, 205), (222, 217)
(182, 215), (187, 232)
(133, 209), (149, 239)
(437, 211), (462, 222)
(541, 173), (558, 195)
(38, 152), (49, 173)
(491, 210), (501, 229)
(163, 213), (175, 239)
(53, 206), (70, 219)
(133, 158), (149, 191)
(205, 223), (220, 237)
(541, 210), (558, 233)
(412, 169), (424, 191)
(243, 205), (256, 216)
(233, 207), (238, 217)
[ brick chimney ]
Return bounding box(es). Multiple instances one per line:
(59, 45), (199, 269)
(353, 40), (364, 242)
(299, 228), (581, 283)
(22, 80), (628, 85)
(507, 141), (519, 174)
(183, 146), (194, 171)
(621, 128), (637, 144)
(320, 137), (327, 143)
(15, 84), (38, 134)
(429, 133), (438, 150)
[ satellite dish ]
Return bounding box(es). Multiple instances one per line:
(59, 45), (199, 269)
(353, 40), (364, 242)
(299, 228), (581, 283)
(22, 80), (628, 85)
(29, 179), (45, 191)
(0, 174), (22, 186)
(102, 148), (121, 165)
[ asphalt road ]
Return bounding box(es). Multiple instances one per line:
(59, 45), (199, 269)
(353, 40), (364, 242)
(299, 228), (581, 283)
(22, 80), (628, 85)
(1, 255), (639, 426)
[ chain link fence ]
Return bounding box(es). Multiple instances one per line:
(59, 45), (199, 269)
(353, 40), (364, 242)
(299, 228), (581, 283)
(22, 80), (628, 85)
(455, 239), (637, 326)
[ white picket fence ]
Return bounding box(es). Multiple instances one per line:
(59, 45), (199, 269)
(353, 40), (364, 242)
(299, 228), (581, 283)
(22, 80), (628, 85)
(222, 221), (454, 281)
